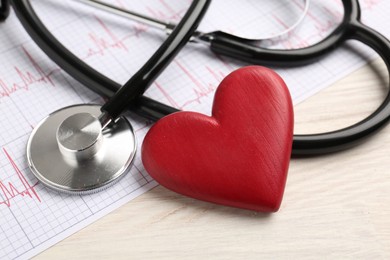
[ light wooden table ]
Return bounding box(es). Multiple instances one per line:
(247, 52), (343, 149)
(36, 59), (390, 259)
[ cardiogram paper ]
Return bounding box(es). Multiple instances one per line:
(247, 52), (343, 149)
(0, 0), (389, 259)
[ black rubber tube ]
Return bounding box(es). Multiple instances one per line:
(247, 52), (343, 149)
(0, 0), (10, 21)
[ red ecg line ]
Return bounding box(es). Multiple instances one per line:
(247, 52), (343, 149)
(84, 15), (130, 59)
(155, 61), (227, 109)
(0, 47), (59, 99)
(0, 148), (41, 208)
(79, 15), (150, 59)
(0, 15), (146, 101)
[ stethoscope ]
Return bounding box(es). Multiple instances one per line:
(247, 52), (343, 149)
(3, 0), (390, 194)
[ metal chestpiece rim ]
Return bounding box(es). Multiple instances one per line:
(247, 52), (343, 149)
(26, 104), (137, 195)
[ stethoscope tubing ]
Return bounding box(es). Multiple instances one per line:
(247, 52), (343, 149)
(9, 0), (390, 156)
(292, 2), (390, 154)
(0, 0), (10, 21)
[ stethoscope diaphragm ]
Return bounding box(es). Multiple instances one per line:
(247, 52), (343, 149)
(27, 104), (136, 195)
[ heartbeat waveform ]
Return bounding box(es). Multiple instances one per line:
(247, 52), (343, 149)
(0, 15), (148, 101)
(84, 15), (130, 59)
(155, 62), (226, 109)
(0, 148), (41, 208)
(81, 15), (151, 60)
(181, 85), (215, 109)
(180, 66), (223, 108)
(174, 60), (208, 93)
(0, 47), (59, 100)
(154, 81), (180, 108)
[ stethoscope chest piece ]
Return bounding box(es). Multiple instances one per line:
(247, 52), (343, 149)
(27, 104), (136, 194)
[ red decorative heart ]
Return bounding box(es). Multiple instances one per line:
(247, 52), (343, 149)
(142, 66), (294, 212)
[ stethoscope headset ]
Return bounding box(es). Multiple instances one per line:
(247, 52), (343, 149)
(1, 0), (390, 194)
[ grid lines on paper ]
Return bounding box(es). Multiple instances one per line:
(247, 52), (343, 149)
(1, 0), (389, 259)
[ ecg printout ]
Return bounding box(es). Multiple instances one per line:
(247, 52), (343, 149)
(0, 0), (389, 258)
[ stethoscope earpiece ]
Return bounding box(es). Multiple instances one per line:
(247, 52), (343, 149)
(27, 104), (136, 194)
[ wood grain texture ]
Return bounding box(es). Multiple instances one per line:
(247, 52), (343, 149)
(36, 59), (390, 259)
(142, 66), (294, 212)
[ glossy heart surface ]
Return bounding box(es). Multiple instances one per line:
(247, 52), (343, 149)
(142, 66), (294, 212)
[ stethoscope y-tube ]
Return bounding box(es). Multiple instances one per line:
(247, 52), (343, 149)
(8, 0), (390, 156)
